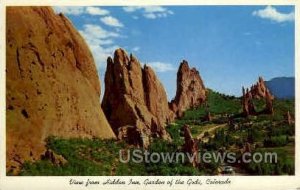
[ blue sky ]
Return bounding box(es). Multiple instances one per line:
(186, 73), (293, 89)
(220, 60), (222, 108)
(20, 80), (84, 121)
(54, 6), (295, 100)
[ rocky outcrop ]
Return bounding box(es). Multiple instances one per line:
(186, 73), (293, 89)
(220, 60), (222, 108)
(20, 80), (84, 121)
(170, 60), (206, 118)
(182, 125), (199, 167)
(203, 111), (212, 122)
(242, 77), (274, 116)
(101, 48), (171, 148)
(6, 7), (115, 173)
(41, 149), (67, 166)
(250, 76), (269, 99)
(117, 125), (145, 146)
(285, 111), (294, 125)
(264, 89), (274, 114)
(242, 87), (256, 116)
(203, 104), (212, 121)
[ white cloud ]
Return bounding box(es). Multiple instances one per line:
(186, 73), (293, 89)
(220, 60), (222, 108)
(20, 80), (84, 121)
(100, 16), (124, 27)
(252, 6), (294, 23)
(86, 7), (110, 16)
(122, 6), (174, 19)
(145, 62), (176, 72)
(53, 6), (85, 15)
(79, 24), (120, 70)
(123, 6), (142, 13)
(144, 13), (157, 19)
(144, 6), (173, 14)
(53, 6), (110, 16)
(80, 24), (119, 39)
(144, 12), (173, 19)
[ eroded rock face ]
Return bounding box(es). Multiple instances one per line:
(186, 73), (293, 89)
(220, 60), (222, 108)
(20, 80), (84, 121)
(242, 87), (256, 116)
(264, 89), (274, 114)
(170, 60), (206, 118)
(6, 7), (115, 173)
(117, 125), (144, 146)
(101, 48), (171, 147)
(182, 125), (199, 167)
(242, 77), (274, 116)
(204, 111), (212, 122)
(285, 111), (294, 125)
(41, 149), (67, 166)
(250, 77), (269, 99)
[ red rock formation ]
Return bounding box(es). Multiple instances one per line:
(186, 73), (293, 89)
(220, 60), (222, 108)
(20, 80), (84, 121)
(242, 87), (256, 116)
(285, 111), (293, 125)
(101, 48), (172, 148)
(249, 76), (274, 99)
(264, 89), (274, 114)
(170, 60), (206, 118)
(182, 125), (199, 167)
(143, 65), (174, 128)
(204, 111), (212, 122)
(203, 103), (212, 121)
(244, 142), (252, 153)
(242, 77), (274, 116)
(250, 76), (269, 99)
(117, 125), (144, 147)
(41, 149), (67, 166)
(6, 7), (115, 173)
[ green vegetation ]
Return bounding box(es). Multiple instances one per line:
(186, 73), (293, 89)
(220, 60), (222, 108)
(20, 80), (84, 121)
(243, 143), (295, 175)
(19, 136), (202, 176)
(19, 138), (146, 176)
(182, 89), (241, 121)
(18, 89), (295, 176)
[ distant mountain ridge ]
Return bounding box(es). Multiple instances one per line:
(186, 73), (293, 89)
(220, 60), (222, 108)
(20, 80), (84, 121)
(265, 77), (295, 99)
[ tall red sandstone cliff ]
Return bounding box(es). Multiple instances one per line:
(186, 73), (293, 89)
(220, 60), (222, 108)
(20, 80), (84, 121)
(6, 7), (115, 173)
(170, 60), (206, 117)
(101, 49), (171, 147)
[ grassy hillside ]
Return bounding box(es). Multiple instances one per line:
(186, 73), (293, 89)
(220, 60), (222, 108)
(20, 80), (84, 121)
(182, 89), (241, 120)
(18, 137), (203, 176)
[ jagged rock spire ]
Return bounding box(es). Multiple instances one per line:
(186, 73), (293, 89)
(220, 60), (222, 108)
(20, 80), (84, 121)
(169, 60), (206, 118)
(102, 48), (172, 148)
